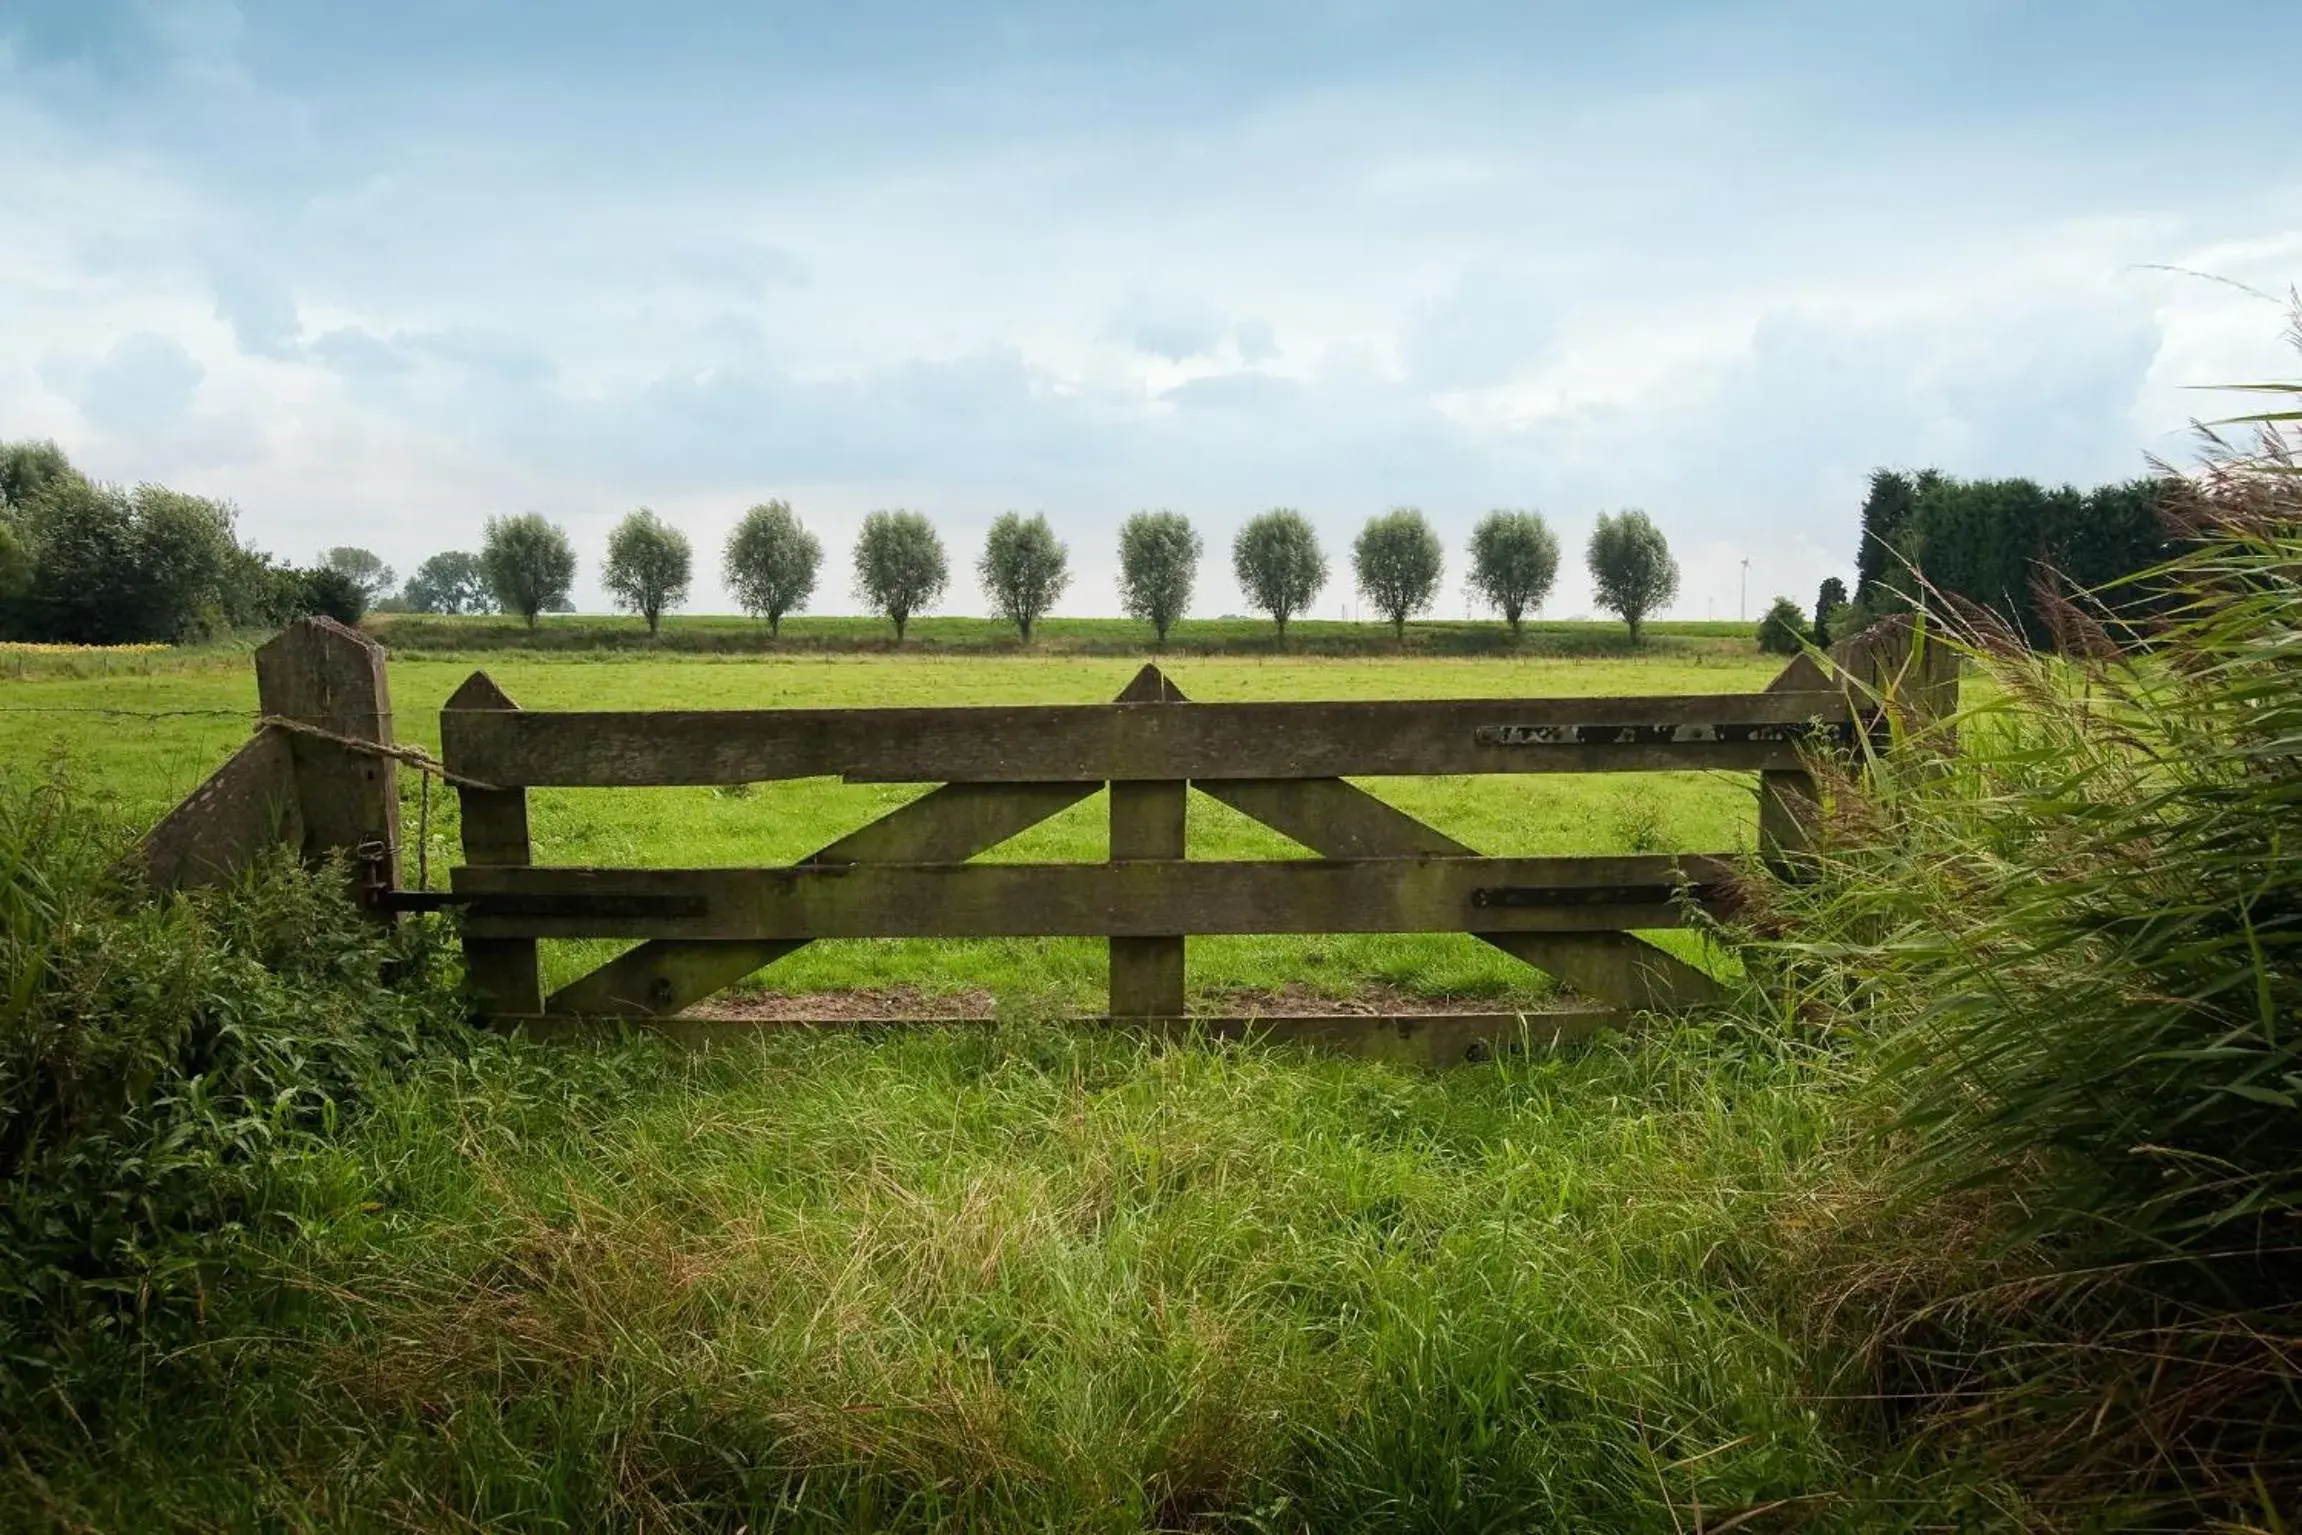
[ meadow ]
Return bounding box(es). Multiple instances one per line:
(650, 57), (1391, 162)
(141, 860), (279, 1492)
(10, 629), (2004, 1532)
(2, 632), (1781, 1012)
(26, 590), (2285, 1530)
(364, 610), (1759, 658)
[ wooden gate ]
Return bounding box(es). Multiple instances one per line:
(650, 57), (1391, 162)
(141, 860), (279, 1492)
(138, 616), (1950, 1065)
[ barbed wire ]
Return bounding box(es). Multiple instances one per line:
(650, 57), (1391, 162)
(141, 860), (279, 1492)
(0, 704), (258, 719)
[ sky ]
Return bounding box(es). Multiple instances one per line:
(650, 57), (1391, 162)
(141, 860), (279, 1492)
(3, 0), (2299, 623)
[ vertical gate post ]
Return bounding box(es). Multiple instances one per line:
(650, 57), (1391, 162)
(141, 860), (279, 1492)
(252, 616), (398, 903)
(442, 672), (542, 1018)
(1760, 611), (1957, 869)
(1109, 664), (1186, 1018)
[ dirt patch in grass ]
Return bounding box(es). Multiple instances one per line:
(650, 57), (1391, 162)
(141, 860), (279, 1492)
(689, 985), (999, 1020)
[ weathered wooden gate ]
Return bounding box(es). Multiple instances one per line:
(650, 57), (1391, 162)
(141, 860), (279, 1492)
(139, 616), (1950, 1065)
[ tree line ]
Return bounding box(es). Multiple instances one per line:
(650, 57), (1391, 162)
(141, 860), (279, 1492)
(396, 502), (1684, 645)
(1753, 468), (2175, 659)
(0, 441), (373, 645)
(2, 435), (1693, 647)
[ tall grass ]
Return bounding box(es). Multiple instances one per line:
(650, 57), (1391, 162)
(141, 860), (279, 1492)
(0, 774), (461, 1377)
(1738, 332), (2302, 1521)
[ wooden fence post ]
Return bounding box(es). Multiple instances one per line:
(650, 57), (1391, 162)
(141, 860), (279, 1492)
(1109, 663), (1186, 1019)
(252, 616), (398, 902)
(1759, 611), (1957, 868)
(442, 671), (542, 1018)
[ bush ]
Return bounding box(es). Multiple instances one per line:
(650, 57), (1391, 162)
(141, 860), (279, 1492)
(1, 478), (239, 645)
(0, 779), (461, 1370)
(1755, 596), (1809, 654)
(297, 565), (367, 625)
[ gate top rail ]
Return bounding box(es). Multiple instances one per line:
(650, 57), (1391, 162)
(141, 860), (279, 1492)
(439, 687), (1859, 787)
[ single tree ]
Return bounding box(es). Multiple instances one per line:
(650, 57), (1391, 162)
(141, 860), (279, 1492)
(977, 511), (1070, 642)
(1353, 507), (1444, 641)
(1465, 509), (1561, 640)
(1232, 508), (1327, 646)
(1757, 595), (1811, 655)
(323, 546), (397, 603)
(1586, 509), (1679, 644)
(479, 513), (578, 628)
(723, 499), (822, 636)
(404, 551), (492, 614)
(1813, 576), (1848, 646)
(602, 508), (693, 635)
(1853, 467), (1938, 613)
(852, 508), (948, 642)
(1116, 510), (1201, 646)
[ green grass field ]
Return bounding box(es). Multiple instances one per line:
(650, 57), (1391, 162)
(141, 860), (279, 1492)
(3, 642), (1784, 1012)
(3, 637), (2038, 1530)
(363, 610), (1762, 658)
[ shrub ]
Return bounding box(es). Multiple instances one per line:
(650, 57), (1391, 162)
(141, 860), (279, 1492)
(1738, 373), (2302, 1518)
(1755, 595), (1809, 654)
(723, 501), (821, 636)
(0, 778), (461, 1369)
(297, 565), (367, 625)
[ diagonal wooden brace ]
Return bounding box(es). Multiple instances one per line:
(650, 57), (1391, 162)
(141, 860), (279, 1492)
(1195, 777), (1719, 1013)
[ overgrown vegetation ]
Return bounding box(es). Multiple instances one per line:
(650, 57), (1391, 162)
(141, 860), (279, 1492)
(9, 335), (2301, 1520)
(0, 441), (359, 643)
(1739, 364), (2302, 1522)
(0, 780), (461, 1375)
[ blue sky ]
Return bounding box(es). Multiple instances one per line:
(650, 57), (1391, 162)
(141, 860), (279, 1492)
(3, 0), (2298, 620)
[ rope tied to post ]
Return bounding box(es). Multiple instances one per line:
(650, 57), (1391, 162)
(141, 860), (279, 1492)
(256, 715), (504, 793)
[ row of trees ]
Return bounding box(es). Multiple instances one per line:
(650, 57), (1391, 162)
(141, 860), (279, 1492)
(1848, 469), (2170, 645)
(1746, 470), (2175, 665)
(0, 441), (367, 645)
(410, 503), (1687, 644)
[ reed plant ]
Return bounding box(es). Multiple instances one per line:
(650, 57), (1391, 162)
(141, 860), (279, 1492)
(1739, 319), (2302, 1522)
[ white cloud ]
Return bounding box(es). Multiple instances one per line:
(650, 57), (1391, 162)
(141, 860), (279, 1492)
(1, 1), (2297, 624)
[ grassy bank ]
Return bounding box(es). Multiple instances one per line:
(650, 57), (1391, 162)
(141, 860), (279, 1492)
(365, 610), (1761, 659)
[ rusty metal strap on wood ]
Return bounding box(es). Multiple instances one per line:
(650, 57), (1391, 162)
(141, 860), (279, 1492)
(1473, 717), (1864, 748)
(257, 715), (504, 792)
